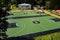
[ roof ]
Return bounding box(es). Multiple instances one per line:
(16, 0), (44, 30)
(18, 3), (31, 6)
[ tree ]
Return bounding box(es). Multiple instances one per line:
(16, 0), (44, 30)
(50, 0), (60, 9)
(0, 0), (10, 39)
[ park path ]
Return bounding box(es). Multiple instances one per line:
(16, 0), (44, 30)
(44, 10), (60, 19)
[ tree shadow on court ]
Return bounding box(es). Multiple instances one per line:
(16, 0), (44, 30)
(4, 37), (34, 40)
(51, 18), (60, 22)
(8, 15), (50, 19)
(4, 28), (60, 40)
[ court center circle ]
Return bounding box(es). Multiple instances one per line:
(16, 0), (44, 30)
(33, 21), (40, 24)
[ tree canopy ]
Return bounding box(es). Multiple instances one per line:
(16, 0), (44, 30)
(0, 0), (60, 9)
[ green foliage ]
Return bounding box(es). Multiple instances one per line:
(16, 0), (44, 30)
(45, 1), (50, 9)
(50, 0), (60, 9)
(34, 32), (60, 40)
(11, 4), (18, 10)
(35, 0), (42, 4)
(1, 0), (60, 10)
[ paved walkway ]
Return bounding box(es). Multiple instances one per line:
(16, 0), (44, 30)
(44, 10), (60, 19)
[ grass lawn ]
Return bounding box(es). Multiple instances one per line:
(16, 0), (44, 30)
(34, 32), (60, 40)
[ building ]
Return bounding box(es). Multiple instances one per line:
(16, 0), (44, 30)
(18, 3), (31, 10)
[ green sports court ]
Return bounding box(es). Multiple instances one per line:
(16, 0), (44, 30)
(6, 11), (60, 39)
